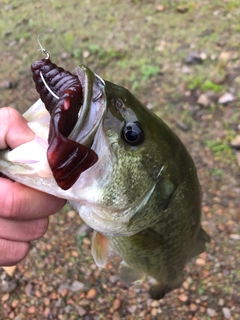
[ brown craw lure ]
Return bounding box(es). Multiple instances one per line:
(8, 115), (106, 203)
(31, 39), (98, 190)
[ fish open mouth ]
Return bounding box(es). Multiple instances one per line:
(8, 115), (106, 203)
(31, 57), (106, 190)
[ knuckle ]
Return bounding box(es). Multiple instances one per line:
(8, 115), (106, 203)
(0, 239), (30, 266)
(0, 107), (20, 128)
(1, 188), (25, 219)
(1, 106), (20, 119)
(31, 218), (49, 239)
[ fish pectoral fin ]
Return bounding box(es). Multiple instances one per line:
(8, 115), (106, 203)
(120, 261), (146, 285)
(91, 231), (110, 268)
(189, 227), (210, 259)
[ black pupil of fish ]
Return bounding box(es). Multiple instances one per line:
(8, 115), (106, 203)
(123, 123), (144, 146)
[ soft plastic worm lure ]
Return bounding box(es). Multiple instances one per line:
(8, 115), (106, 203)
(31, 37), (98, 190)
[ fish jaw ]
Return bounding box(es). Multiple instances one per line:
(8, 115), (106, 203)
(0, 99), (51, 178)
(2, 135), (51, 178)
(23, 98), (51, 140)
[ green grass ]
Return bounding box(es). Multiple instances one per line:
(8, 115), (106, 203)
(212, 168), (223, 176)
(140, 64), (161, 80)
(184, 75), (225, 93)
(201, 80), (224, 93)
(205, 137), (235, 162)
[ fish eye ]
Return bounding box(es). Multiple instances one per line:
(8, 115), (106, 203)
(122, 122), (144, 146)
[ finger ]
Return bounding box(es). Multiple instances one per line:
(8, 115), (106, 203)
(0, 217), (49, 242)
(0, 178), (66, 220)
(0, 239), (30, 266)
(0, 107), (35, 149)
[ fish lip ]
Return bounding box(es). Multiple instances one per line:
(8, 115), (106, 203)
(68, 66), (106, 147)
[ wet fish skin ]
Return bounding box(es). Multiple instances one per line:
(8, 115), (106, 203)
(93, 81), (210, 299)
(0, 63), (210, 299)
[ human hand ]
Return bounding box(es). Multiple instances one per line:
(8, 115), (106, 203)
(0, 107), (66, 266)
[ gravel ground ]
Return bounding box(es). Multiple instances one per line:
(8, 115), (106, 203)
(0, 1), (240, 319)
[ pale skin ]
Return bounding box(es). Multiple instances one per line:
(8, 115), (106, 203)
(0, 107), (66, 266)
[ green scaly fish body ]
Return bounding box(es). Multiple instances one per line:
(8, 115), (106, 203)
(92, 82), (209, 298)
(0, 64), (210, 299)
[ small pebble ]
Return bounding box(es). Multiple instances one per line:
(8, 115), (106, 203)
(151, 300), (159, 307)
(83, 50), (90, 58)
(113, 299), (121, 310)
(76, 306), (87, 316)
(222, 307), (231, 319)
(200, 52), (207, 60)
(84, 315), (94, 320)
(64, 305), (73, 313)
(67, 210), (77, 218)
(0, 80), (17, 90)
(207, 308), (216, 317)
(43, 307), (50, 317)
(229, 234), (240, 240)
(83, 237), (91, 245)
(1, 279), (17, 293)
(11, 299), (18, 308)
(25, 282), (33, 296)
(1, 293), (10, 302)
(218, 92), (234, 105)
(127, 305), (137, 314)
(197, 93), (210, 108)
(86, 288), (98, 299)
(59, 288), (68, 297)
(2, 266), (17, 277)
(112, 312), (121, 320)
(70, 280), (84, 292)
(178, 293), (188, 302)
(28, 306), (36, 314)
(189, 303), (198, 312)
(35, 290), (42, 298)
(177, 6), (188, 13)
(182, 66), (191, 74)
(44, 297), (50, 306)
(185, 52), (203, 65)
(151, 308), (158, 316)
(176, 121), (189, 132)
(230, 135), (240, 149)
(156, 4), (165, 12)
(219, 51), (231, 62)
(235, 152), (240, 167)
(61, 52), (70, 60)
(109, 275), (119, 284)
(195, 258), (206, 266)
(218, 298), (224, 306)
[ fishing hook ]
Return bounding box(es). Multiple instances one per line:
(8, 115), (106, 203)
(37, 34), (60, 100)
(37, 34), (50, 60)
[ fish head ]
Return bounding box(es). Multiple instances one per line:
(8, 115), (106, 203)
(0, 60), (197, 237)
(74, 80), (182, 236)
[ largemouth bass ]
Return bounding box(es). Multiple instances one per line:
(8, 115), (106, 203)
(0, 49), (210, 299)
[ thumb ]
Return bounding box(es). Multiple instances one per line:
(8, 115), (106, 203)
(0, 107), (35, 150)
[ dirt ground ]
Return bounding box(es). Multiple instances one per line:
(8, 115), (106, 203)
(0, 1), (240, 319)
